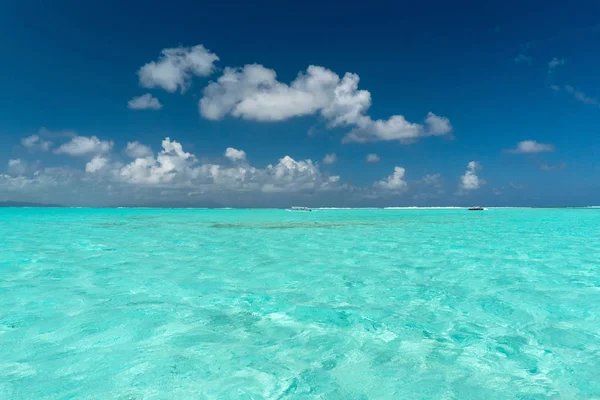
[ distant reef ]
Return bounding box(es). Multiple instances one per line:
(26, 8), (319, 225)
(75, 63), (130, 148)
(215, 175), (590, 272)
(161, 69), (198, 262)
(0, 201), (64, 207)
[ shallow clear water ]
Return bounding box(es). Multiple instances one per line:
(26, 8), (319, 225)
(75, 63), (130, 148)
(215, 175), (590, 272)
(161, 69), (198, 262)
(1, 208), (600, 399)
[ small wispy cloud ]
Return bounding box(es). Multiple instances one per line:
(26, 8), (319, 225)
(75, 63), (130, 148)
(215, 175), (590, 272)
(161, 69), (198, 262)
(548, 57), (565, 72)
(540, 162), (567, 171)
(564, 85), (599, 107)
(21, 134), (52, 152)
(514, 54), (532, 64)
(546, 57), (565, 89)
(505, 140), (555, 154)
(514, 42), (533, 64)
(552, 84), (600, 108)
(322, 153), (337, 165)
(365, 153), (380, 163)
(422, 173), (442, 187)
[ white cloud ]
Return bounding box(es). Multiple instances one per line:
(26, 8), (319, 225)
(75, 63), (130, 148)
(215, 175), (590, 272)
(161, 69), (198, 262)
(0, 167), (78, 196)
(321, 72), (371, 127)
(125, 141), (153, 158)
(548, 57), (565, 71)
(120, 138), (195, 185)
(200, 63), (451, 144)
(506, 140), (555, 154)
(5, 137), (457, 205)
(460, 161), (482, 191)
(127, 94), (163, 110)
(422, 173), (441, 186)
(224, 147), (246, 162)
(424, 112), (452, 135)
(366, 153), (380, 163)
(21, 134), (52, 152)
(540, 161), (567, 171)
(200, 64), (337, 121)
(118, 139), (341, 194)
(564, 85), (599, 107)
(261, 156), (341, 193)
(8, 159), (27, 175)
(514, 42), (533, 65)
(415, 173), (444, 199)
(374, 166), (407, 190)
(138, 45), (219, 93)
(343, 116), (422, 143)
(552, 85), (600, 107)
(55, 136), (114, 157)
(85, 156), (109, 173)
(514, 54), (532, 64)
(342, 112), (451, 143)
(322, 153), (337, 164)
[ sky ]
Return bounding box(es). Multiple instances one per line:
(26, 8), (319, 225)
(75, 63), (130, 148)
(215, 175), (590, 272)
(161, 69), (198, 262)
(1, 0), (599, 207)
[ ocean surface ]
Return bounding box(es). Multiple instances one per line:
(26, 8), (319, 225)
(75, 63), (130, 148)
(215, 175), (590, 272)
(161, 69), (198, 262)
(1, 208), (599, 399)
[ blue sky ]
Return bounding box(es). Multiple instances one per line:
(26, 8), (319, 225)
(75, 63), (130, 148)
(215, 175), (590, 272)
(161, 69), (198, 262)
(1, 0), (599, 206)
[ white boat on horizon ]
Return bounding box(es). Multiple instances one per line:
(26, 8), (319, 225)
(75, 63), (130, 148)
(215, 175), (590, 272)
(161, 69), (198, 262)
(286, 206), (312, 212)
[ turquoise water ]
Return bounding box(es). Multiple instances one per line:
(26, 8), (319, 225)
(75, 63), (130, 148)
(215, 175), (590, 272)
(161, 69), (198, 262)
(1, 208), (600, 399)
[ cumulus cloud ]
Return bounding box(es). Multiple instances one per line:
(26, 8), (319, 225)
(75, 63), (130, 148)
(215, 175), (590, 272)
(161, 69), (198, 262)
(224, 147), (246, 162)
(506, 140), (555, 154)
(21, 134), (52, 152)
(55, 136), (114, 157)
(424, 113), (452, 135)
(342, 112), (451, 143)
(261, 156), (340, 193)
(5, 135), (458, 206)
(120, 138), (195, 185)
(366, 153), (380, 163)
(117, 138), (341, 194)
(459, 161), (482, 191)
(125, 141), (153, 158)
(322, 153), (337, 164)
(127, 94), (163, 110)
(85, 156), (109, 173)
(138, 45), (219, 93)
(374, 166), (407, 190)
(200, 64), (337, 121)
(342, 116), (419, 143)
(199, 64), (451, 144)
